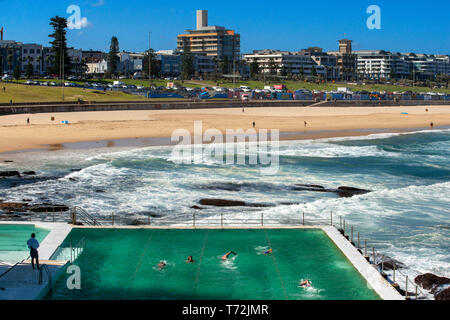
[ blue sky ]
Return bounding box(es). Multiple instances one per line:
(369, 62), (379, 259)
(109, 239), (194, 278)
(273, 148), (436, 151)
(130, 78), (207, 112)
(1, 0), (449, 54)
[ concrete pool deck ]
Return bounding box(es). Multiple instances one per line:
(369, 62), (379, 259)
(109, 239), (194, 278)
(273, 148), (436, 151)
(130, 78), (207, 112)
(0, 222), (72, 300)
(0, 222), (404, 300)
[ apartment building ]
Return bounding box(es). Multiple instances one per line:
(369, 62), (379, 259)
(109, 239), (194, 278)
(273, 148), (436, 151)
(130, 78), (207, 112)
(301, 47), (338, 80)
(0, 40), (22, 75)
(243, 49), (326, 77)
(177, 10), (240, 63)
(21, 43), (43, 75)
(355, 51), (450, 80)
(328, 39), (357, 80)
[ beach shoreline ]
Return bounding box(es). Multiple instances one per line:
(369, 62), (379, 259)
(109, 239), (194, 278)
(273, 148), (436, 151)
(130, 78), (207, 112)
(1, 105), (449, 155)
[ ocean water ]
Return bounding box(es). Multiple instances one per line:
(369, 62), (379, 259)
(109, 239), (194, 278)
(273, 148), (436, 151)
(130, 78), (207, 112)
(1, 129), (449, 281)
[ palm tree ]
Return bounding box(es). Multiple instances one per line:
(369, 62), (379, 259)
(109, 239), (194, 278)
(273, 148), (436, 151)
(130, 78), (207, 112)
(37, 56), (42, 76)
(7, 52), (13, 74)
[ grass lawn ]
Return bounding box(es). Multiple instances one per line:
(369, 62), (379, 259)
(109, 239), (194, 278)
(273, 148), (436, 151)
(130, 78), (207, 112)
(0, 82), (190, 103)
(187, 80), (450, 94)
(1, 78), (448, 104)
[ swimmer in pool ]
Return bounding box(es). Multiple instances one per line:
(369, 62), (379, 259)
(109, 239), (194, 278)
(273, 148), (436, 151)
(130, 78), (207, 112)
(221, 251), (237, 261)
(157, 261), (167, 270)
(300, 280), (312, 288)
(264, 249), (273, 255)
(186, 256), (195, 263)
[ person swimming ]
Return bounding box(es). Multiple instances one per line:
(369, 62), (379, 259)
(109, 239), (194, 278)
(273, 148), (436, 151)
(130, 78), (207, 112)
(221, 251), (237, 261)
(186, 256), (195, 263)
(157, 261), (167, 270)
(300, 279), (312, 288)
(264, 249), (273, 255)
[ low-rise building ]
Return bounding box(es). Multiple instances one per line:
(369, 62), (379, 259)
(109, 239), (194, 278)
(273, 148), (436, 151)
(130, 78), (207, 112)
(243, 49), (326, 77)
(21, 43), (43, 75)
(0, 40), (22, 75)
(86, 59), (108, 75)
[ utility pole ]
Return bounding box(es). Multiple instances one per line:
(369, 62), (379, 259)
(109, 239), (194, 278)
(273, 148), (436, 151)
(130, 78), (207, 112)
(60, 30), (65, 101)
(148, 32), (152, 88)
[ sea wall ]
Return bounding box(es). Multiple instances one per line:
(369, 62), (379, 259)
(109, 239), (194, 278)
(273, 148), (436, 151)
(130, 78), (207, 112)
(0, 100), (449, 116)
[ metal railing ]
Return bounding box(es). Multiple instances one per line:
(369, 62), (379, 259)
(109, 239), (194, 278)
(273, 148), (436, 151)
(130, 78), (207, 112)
(38, 264), (52, 296)
(69, 237), (86, 263)
(3, 207), (431, 299)
(71, 207), (100, 226)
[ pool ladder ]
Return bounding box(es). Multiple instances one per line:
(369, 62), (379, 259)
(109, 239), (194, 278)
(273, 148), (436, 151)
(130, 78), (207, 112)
(38, 265), (52, 296)
(71, 207), (101, 226)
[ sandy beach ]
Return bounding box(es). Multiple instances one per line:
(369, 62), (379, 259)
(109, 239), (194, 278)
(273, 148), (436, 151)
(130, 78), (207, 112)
(1, 105), (449, 154)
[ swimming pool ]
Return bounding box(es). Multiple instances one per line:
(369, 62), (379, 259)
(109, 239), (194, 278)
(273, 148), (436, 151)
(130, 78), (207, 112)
(0, 224), (50, 263)
(48, 228), (380, 300)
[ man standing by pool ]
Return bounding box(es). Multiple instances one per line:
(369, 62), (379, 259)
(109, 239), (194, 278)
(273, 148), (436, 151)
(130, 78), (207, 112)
(27, 233), (40, 270)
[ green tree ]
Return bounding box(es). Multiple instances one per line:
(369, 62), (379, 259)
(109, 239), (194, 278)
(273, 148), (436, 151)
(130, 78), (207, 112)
(142, 49), (158, 78)
(268, 58), (277, 75)
(181, 49), (195, 80)
(250, 58), (259, 79)
(7, 53), (13, 73)
(25, 57), (34, 78)
(221, 56), (230, 74)
(389, 68), (396, 80)
(13, 65), (21, 81)
(49, 16), (71, 77)
(107, 36), (120, 77)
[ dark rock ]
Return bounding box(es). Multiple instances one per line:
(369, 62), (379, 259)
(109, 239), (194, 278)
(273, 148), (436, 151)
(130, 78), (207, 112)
(199, 199), (246, 207)
(293, 184), (330, 192)
(22, 199), (32, 202)
(0, 171), (21, 177)
(95, 190), (105, 193)
(22, 171), (36, 176)
(0, 202), (29, 212)
(199, 199), (273, 208)
(70, 169), (82, 172)
(68, 178), (77, 182)
(295, 184), (325, 189)
(191, 205), (204, 210)
(376, 255), (406, 270)
(3, 160), (13, 163)
(435, 287), (450, 300)
(415, 273), (450, 291)
(337, 186), (371, 198)
(29, 205), (69, 213)
(129, 219), (147, 226)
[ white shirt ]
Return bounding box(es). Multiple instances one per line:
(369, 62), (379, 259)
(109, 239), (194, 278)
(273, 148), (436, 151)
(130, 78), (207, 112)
(27, 238), (40, 250)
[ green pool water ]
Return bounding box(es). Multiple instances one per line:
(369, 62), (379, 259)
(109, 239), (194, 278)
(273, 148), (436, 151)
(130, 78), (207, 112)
(48, 228), (380, 300)
(0, 224), (50, 263)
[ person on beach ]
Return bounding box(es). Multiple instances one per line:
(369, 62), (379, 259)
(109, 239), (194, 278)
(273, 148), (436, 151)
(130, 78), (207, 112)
(304, 121), (307, 127)
(264, 249), (273, 255)
(157, 261), (167, 270)
(221, 251), (237, 261)
(430, 122), (434, 128)
(186, 256), (195, 263)
(27, 118), (30, 125)
(27, 233), (40, 270)
(252, 121), (256, 128)
(300, 280), (312, 288)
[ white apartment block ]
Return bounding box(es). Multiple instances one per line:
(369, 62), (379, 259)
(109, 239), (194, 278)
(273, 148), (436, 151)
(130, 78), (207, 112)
(243, 49), (326, 76)
(355, 50), (450, 80)
(21, 43), (43, 75)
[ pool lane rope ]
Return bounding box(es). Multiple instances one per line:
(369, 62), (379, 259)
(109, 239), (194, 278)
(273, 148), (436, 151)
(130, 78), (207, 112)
(129, 231), (154, 289)
(264, 229), (289, 300)
(194, 230), (210, 289)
